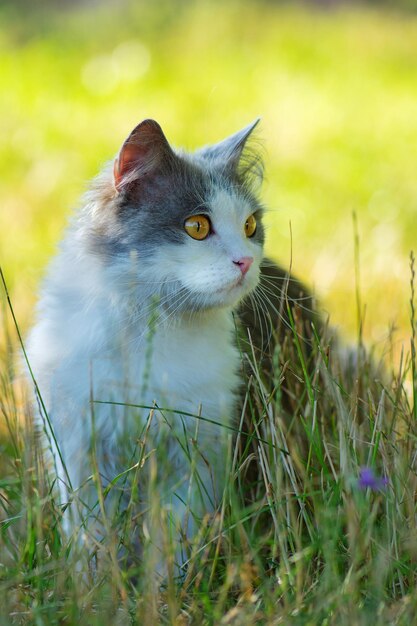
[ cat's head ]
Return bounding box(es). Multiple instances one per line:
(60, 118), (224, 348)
(88, 119), (265, 313)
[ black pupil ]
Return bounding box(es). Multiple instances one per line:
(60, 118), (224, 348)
(196, 221), (200, 232)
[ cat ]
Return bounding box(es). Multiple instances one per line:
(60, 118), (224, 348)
(26, 118), (314, 569)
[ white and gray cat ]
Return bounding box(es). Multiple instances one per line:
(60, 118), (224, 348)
(26, 118), (313, 564)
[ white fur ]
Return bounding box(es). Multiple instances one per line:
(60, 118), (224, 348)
(27, 165), (263, 554)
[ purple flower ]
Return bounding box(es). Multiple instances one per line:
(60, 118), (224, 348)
(358, 467), (389, 491)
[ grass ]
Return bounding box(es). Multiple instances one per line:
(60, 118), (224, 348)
(2, 1), (417, 623)
(1, 256), (417, 625)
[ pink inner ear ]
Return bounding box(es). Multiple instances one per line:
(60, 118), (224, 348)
(114, 143), (149, 191)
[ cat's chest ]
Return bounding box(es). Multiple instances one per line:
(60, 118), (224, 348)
(122, 312), (241, 420)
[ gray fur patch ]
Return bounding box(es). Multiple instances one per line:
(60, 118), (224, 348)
(89, 137), (264, 261)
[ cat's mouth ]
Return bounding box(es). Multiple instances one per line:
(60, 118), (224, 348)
(214, 275), (247, 294)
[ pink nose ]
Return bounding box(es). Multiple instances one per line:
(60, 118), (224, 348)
(233, 256), (254, 276)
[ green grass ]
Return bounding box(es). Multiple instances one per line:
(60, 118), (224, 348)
(1, 257), (417, 625)
(2, 1), (417, 623)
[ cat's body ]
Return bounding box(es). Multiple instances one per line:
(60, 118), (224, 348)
(29, 233), (241, 512)
(27, 120), (316, 568)
(27, 119), (269, 545)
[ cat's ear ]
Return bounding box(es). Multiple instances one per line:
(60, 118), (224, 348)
(113, 119), (174, 191)
(198, 118), (261, 169)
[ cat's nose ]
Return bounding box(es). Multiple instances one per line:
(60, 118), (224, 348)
(233, 256), (254, 276)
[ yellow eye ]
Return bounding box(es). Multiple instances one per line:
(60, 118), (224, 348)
(245, 214), (257, 238)
(184, 215), (211, 240)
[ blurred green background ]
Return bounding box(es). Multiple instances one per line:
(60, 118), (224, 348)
(1, 0), (417, 360)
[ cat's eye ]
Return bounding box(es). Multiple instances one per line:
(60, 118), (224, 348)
(184, 215), (211, 240)
(245, 214), (257, 238)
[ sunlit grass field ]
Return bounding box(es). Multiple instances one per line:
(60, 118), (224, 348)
(2, 1), (417, 624)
